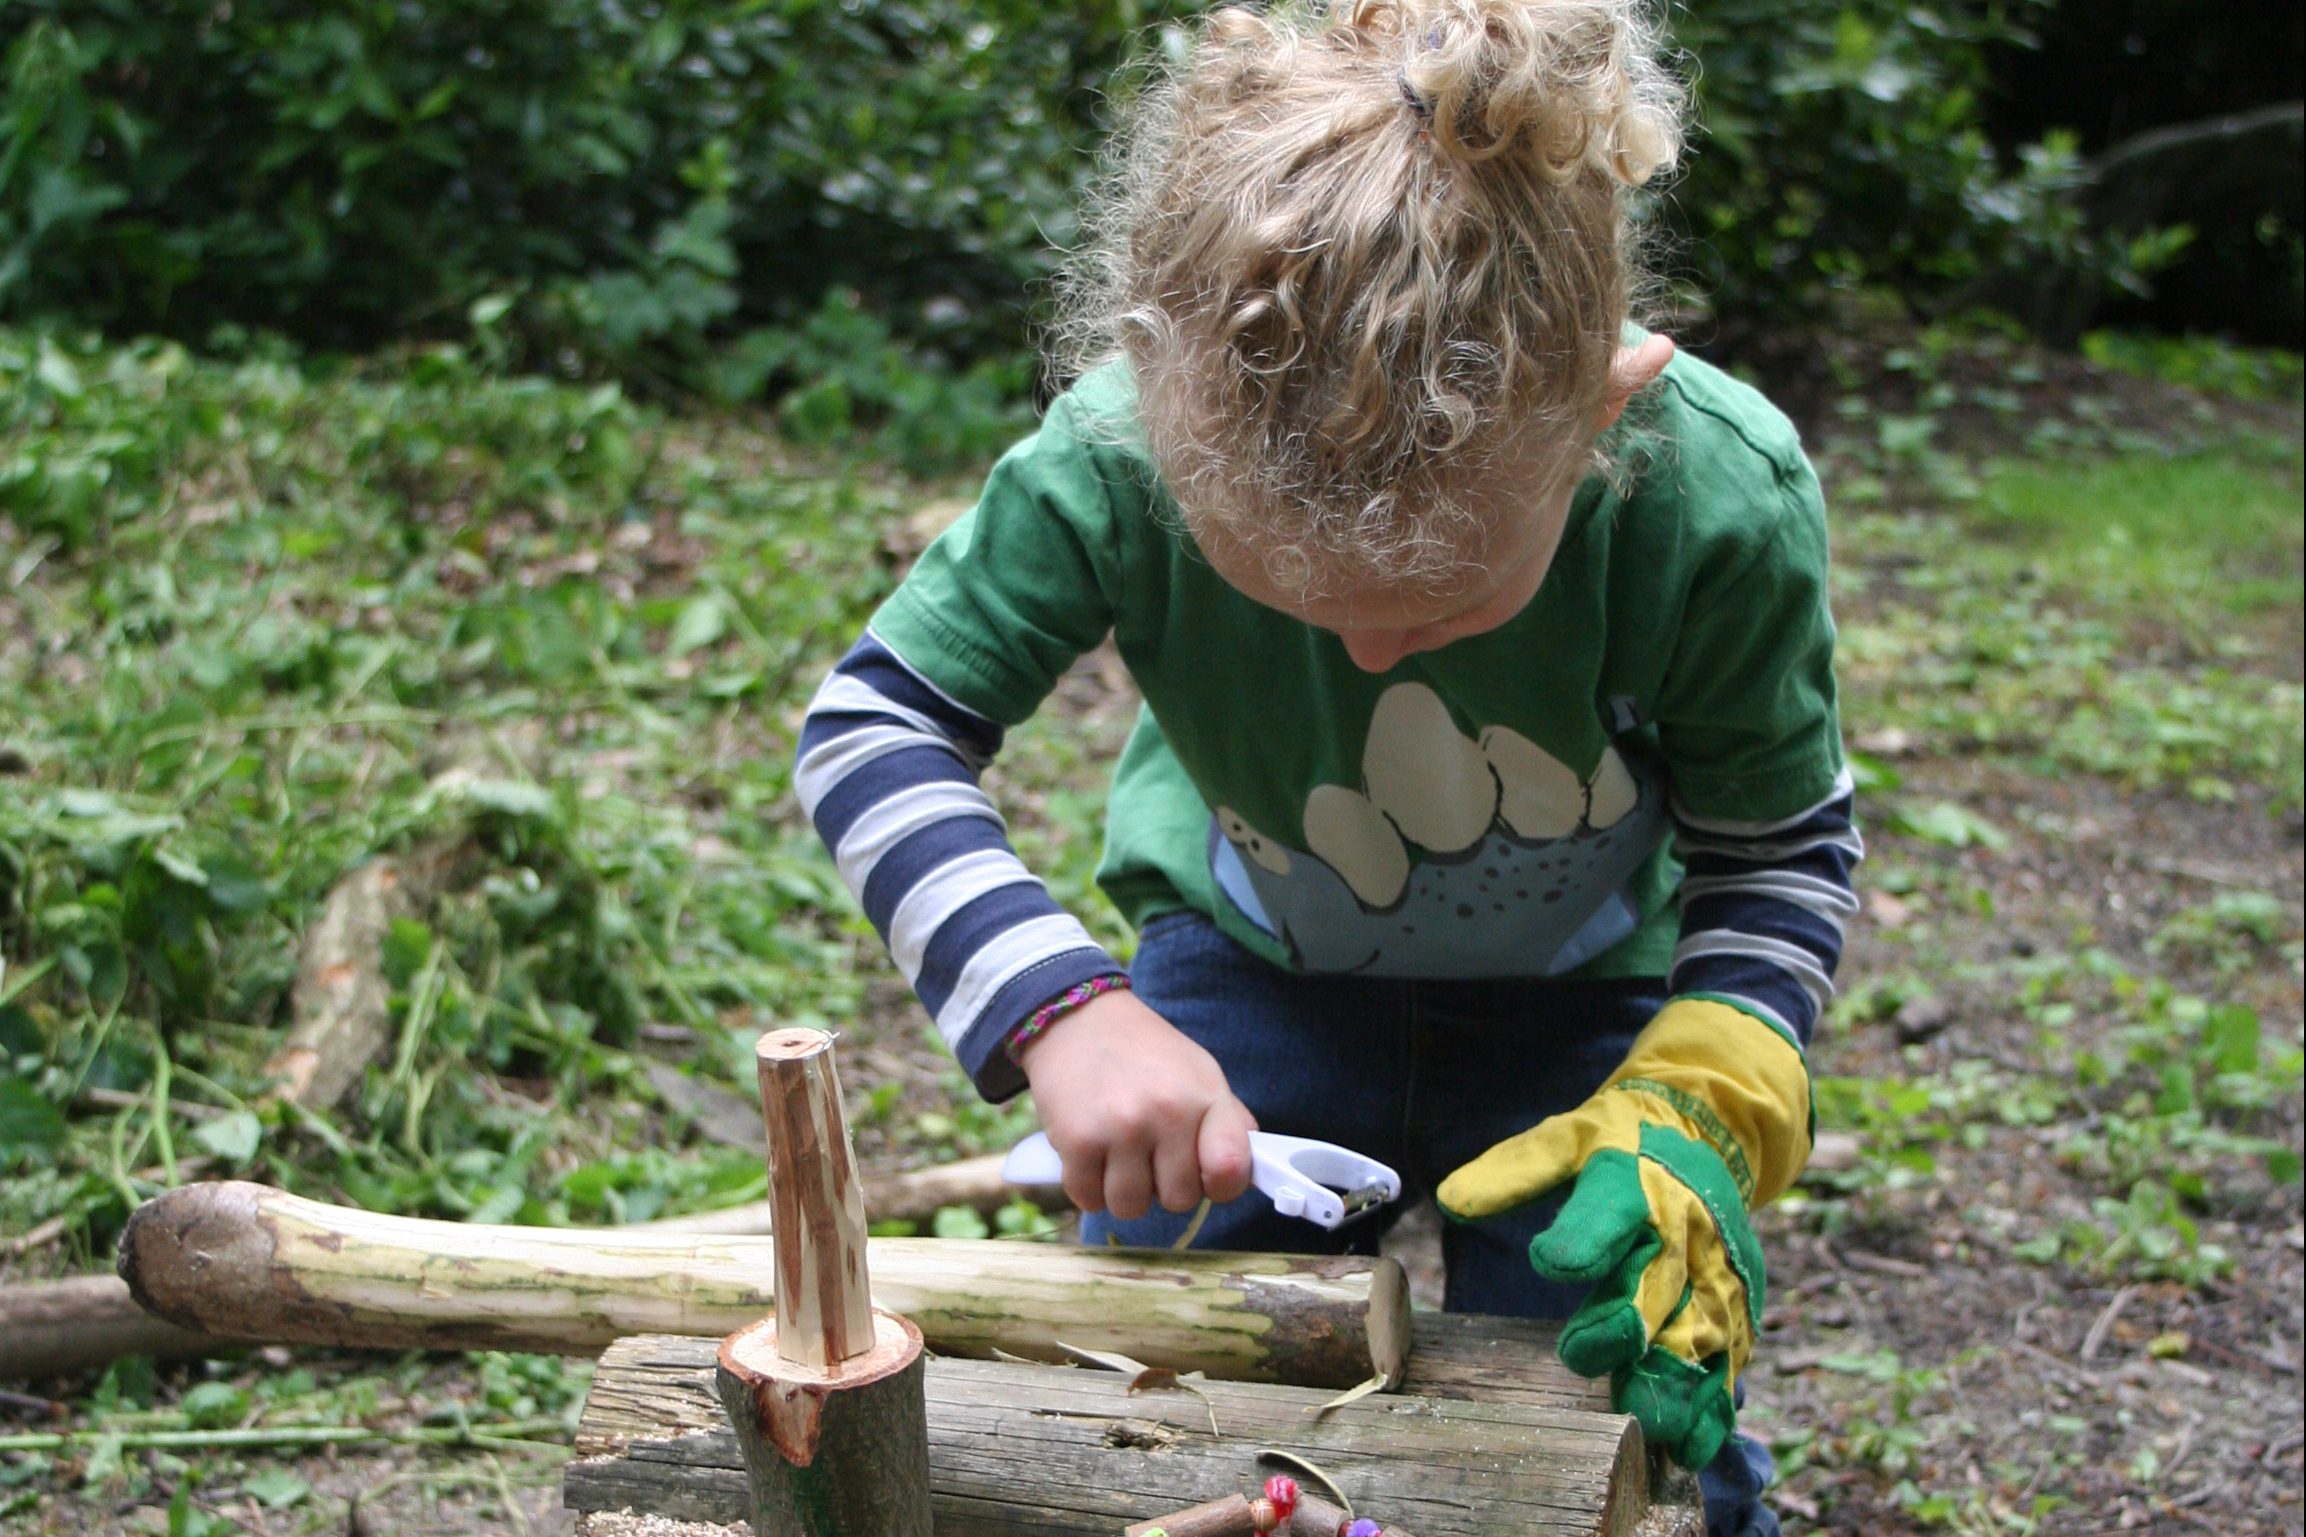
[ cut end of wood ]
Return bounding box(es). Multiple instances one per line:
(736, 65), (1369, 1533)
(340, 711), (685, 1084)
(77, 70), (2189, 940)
(718, 1310), (924, 1470)
(116, 1181), (281, 1330)
(753, 1026), (835, 1064)
(719, 1310), (922, 1393)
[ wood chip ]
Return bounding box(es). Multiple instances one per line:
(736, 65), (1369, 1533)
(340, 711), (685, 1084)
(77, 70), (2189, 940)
(1057, 1341), (1153, 1376)
(1305, 1370), (1391, 1417)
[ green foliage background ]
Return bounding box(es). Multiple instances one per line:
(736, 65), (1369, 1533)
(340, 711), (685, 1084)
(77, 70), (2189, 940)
(0, 0), (2237, 420)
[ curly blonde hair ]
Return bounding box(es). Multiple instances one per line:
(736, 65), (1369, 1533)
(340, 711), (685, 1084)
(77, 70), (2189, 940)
(1051, 0), (1684, 597)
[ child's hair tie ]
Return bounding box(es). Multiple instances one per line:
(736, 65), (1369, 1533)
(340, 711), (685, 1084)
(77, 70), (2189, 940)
(1399, 27), (1441, 122)
(1398, 68), (1433, 122)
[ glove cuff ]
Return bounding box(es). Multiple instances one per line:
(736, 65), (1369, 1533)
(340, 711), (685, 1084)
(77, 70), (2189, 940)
(1606, 997), (1813, 1208)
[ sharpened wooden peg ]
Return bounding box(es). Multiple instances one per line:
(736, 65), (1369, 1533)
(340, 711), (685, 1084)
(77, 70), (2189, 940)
(714, 1027), (931, 1536)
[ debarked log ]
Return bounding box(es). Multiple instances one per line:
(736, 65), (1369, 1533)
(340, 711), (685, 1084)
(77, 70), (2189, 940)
(115, 1182), (1408, 1389)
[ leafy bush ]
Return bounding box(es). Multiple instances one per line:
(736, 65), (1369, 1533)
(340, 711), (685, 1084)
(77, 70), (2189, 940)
(0, 1), (1149, 381)
(0, 0), (2223, 415)
(1661, 0), (2191, 340)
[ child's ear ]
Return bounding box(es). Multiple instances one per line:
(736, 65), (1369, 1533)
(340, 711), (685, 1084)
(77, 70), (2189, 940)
(1595, 334), (1677, 431)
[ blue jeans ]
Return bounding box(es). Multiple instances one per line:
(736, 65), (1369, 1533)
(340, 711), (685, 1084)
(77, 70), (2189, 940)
(1081, 911), (1779, 1537)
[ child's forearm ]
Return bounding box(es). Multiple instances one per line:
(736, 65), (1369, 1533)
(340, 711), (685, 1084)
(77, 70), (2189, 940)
(1665, 764), (1862, 1050)
(795, 632), (1123, 1100)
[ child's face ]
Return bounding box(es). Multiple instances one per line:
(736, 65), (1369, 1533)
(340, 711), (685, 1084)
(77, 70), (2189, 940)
(1199, 335), (1674, 674)
(1202, 475), (1577, 673)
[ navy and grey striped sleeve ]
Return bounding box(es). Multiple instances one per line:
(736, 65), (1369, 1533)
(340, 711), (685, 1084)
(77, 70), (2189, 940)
(794, 632), (1125, 1100)
(1667, 765), (1862, 1048)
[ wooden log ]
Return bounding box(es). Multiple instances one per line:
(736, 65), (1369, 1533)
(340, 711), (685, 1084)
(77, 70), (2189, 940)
(116, 1182), (1407, 1389)
(719, 1026), (931, 1535)
(0, 1277), (238, 1382)
(718, 1312), (931, 1537)
(564, 1323), (1689, 1537)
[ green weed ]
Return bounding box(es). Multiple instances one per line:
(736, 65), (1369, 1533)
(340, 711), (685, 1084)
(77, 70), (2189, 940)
(2080, 331), (2306, 404)
(1969, 446), (2304, 614)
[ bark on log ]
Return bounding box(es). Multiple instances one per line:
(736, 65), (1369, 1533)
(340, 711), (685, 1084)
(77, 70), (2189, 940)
(632, 1154), (1065, 1237)
(0, 1276), (239, 1381)
(565, 1323), (1690, 1537)
(718, 1312), (932, 1537)
(114, 1182), (1409, 1388)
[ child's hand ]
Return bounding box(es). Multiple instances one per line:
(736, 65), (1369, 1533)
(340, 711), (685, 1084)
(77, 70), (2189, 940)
(1016, 990), (1257, 1221)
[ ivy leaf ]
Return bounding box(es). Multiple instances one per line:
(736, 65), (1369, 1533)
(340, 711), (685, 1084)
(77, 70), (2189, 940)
(668, 595), (728, 658)
(179, 1381), (251, 1431)
(191, 1110), (263, 1165)
(930, 1204), (990, 1240)
(242, 1470), (310, 1510)
(451, 778), (558, 820)
(1892, 800), (2010, 850)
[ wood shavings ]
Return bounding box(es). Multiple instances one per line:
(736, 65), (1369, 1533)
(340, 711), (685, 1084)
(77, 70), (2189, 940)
(1305, 1370), (1392, 1417)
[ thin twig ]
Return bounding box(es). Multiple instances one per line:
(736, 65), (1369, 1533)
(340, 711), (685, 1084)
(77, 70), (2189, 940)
(1839, 1247), (1931, 1279)
(0, 1390), (68, 1419)
(0, 1215), (69, 1258)
(0, 1417), (573, 1455)
(2079, 1285), (2138, 1363)
(2009, 1339), (2094, 1390)
(78, 1085), (224, 1122)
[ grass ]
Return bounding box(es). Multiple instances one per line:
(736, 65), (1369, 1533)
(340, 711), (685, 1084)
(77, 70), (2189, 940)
(3, 322), (2302, 1534)
(1967, 441), (2304, 614)
(1830, 431), (2305, 814)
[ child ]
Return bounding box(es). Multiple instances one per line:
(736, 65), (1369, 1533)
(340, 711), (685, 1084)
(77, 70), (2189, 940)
(795, 4), (1858, 1533)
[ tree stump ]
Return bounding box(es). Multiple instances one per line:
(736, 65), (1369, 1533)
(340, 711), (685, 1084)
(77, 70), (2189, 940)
(714, 1027), (932, 1537)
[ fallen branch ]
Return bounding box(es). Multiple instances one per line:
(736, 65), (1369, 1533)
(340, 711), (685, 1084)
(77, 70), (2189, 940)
(633, 1152), (1064, 1236)
(262, 857), (413, 1109)
(0, 1276), (236, 1381)
(263, 728), (544, 1110)
(108, 1182), (1407, 1390)
(0, 1416), (573, 1455)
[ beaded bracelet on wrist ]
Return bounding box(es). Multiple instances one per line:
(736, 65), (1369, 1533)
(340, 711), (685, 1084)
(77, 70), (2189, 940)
(1004, 972), (1131, 1062)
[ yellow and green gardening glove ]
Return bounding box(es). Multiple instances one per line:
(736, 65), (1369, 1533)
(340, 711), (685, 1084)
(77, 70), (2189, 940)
(1436, 998), (1812, 1470)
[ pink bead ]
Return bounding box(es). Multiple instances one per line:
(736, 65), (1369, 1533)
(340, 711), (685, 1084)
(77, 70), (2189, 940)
(1263, 1476), (1301, 1520)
